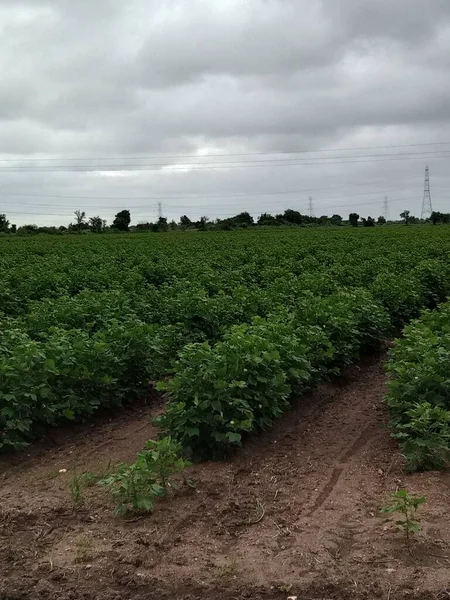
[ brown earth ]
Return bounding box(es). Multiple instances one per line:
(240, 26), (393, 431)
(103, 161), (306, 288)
(1, 352), (450, 600)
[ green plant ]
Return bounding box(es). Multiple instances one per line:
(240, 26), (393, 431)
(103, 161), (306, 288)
(98, 437), (189, 515)
(380, 489), (426, 547)
(143, 437), (190, 492)
(393, 403), (450, 472)
(69, 470), (84, 507)
(80, 462), (114, 487)
(386, 303), (450, 471)
(157, 327), (290, 460)
(3, 225), (450, 454)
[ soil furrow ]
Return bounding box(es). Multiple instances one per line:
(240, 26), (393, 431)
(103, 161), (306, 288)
(1, 352), (450, 599)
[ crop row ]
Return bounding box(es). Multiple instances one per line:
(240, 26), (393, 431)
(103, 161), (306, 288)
(1, 227), (450, 452)
(386, 301), (450, 471)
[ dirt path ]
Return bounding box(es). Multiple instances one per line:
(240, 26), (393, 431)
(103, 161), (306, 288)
(1, 353), (450, 600)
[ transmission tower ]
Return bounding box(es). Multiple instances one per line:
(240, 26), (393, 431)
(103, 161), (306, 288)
(157, 201), (163, 219)
(383, 196), (390, 221)
(421, 165), (433, 220)
(308, 196), (314, 217)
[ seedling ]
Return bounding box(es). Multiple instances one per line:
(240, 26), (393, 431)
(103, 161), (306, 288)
(143, 437), (189, 493)
(98, 437), (190, 515)
(69, 470), (84, 507)
(80, 461), (114, 488)
(380, 489), (426, 550)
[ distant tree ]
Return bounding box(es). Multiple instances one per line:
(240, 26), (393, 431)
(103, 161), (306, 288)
(38, 226), (60, 234)
(179, 215), (192, 228)
(196, 216), (208, 231)
(10, 224), (16, 233)
(73, 210), (86, 232)
(257, 213), (277, 226)
(283, 209), (303, 225)
(400, 210), (411, 226)
(169, 220), (177, 230)
(362, 216), (375, 227)
(349, 213), (359, 227)
(113, 210), (131, 231)
(17, 224), (38, 235)
(216, 218), (233, 230)
(89, 215), (105, 233)
(330, 214), (343, 226)
(318, 215), (329, 225)
(377, 215), (386, 225)
(429, 211), (450, 225)
(232, 211), (254, 227)
(135, 222), (153, 231)
(0, 214), (10, 233)
(157, 217), (168, 232)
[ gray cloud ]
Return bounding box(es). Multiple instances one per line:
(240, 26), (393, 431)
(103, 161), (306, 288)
(0, 0), (450, 225)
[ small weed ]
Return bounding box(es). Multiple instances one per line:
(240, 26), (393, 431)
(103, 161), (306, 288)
(40, 469), (60, 481)
(380, 489), (426, 550)
(144, 437), (189, 494)
(80, 461), (114, 488)
(98, 436), (190, 516)
(69, 470), (84, 507)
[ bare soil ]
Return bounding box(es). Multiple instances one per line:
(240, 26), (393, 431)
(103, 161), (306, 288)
(1, 353), (450, 600)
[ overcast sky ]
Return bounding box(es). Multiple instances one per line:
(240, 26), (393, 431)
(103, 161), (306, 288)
(1, 0), (450, 226)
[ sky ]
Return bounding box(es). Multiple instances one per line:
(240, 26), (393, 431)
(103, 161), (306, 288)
(1, 0), (450, 226)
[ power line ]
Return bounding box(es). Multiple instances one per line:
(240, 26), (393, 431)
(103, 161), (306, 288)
(0, 186), (425, 210)
(1, 140), (450, 162)
(2, 195), (421, 218)
(2, 152), (450, 173)
(1, 149), (450, 167)
(1, 150), (450, 171)
(0, 177), (421, 202)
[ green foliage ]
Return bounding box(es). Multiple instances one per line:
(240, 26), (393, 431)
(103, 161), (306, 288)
(143, 436), (190, 491)
(386, 302), (450, 471)
(380, 489), (426, 544)
(158, 290), (391, 459)
(0, 214), (10, 233)
(400, 210), (411, 225)
(414, 259), (450, 309)
(296, 289), (391, 369)
(98, 437), (190, 515)
(1, 226), (450, 452)
(157, 325), (291, 460)
(112, 210), (131, 232)
(0, 318), (176, 448)
(371, 272), (425, 327)
(349, 212), (359, 227)
(392, 403), (450, 472)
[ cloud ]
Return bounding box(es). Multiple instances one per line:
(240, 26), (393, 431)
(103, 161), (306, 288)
(0, 0), (450, 225)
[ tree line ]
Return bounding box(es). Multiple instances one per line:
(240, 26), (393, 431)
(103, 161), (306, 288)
(0, 208), (447, 235)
